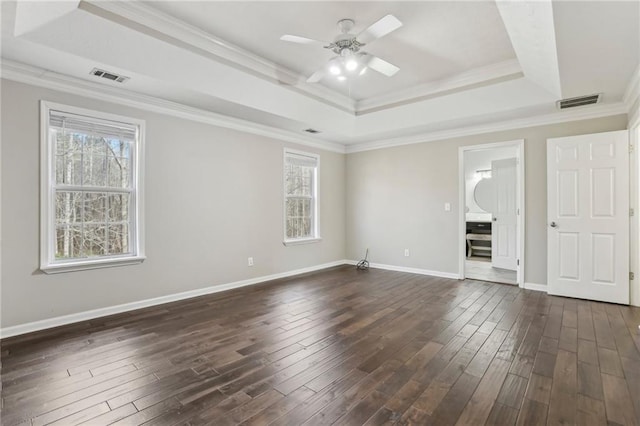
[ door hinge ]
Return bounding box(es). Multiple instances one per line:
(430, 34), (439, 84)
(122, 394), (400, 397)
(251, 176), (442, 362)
(517, 259), (520, 266)
(631, 272), (635, 280)
(517, 208), (520, 215)
(630, 143), (634, 154)
(631, 208), (635, 217)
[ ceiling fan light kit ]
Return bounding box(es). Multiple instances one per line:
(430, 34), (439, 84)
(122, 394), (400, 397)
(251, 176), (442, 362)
(280, 14), (403, 84)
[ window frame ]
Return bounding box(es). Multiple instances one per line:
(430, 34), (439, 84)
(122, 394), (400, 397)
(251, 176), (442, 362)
(40, 101), (146, 273)
(283, 148), (321, 246)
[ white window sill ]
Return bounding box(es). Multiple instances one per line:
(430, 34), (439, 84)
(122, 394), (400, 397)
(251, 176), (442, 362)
(40, 256), (146, 274)
(283, 237), (322, 246)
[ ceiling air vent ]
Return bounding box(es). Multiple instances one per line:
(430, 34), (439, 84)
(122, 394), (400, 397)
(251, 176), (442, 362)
(90, 68), (129, 83)
(304, 128), (321, 134)
(556, 94), (601, 110)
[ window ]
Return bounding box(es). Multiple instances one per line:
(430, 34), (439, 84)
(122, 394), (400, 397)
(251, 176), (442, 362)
(40, 101), (145, 273)
(283, 149), (320, 245)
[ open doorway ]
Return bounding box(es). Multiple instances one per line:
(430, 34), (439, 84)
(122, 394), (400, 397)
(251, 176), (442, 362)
(458, 140), (525, 286)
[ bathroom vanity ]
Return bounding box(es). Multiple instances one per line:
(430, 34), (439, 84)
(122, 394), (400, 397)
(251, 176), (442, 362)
(466, 219), (492, 258)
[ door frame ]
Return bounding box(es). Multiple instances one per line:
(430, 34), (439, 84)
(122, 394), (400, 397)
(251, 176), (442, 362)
(458, 139), (525, 287)
(631, 120), (640, 307)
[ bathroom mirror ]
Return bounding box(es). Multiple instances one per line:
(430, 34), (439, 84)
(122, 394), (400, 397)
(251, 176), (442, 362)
(474, 178), (494, 213)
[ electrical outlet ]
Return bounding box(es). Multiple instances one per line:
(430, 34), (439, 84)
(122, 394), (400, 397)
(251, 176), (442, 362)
(404, 249), (410, 257)
(248, 257), (254, 267)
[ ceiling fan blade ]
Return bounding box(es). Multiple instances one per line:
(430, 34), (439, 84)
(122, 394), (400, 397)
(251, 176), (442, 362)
(280, 35), (327, 47)
(364, 54), (400, 77)
(306, 67), (325, 83)
(357, 14), (403, 44)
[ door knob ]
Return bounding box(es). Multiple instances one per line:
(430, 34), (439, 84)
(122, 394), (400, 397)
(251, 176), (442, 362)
(550, 221), (558, 228)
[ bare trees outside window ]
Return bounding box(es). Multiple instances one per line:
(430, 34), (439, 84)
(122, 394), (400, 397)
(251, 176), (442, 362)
(41, 102), (144, 273)
(54, 133), (132, 258)
(284, 150), (319, 242)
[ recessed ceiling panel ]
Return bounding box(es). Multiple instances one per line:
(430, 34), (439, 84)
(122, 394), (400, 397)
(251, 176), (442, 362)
(144, 1), (517, 100)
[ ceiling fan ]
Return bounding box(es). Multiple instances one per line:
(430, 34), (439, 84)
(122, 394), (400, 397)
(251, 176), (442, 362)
(280, 15), (403, 83)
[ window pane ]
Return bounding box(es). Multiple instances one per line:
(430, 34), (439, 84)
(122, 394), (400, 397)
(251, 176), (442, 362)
(82, 154), (107, 187)
(55, 191), (83, 224)
(85, 134), (106, 153)
(286, 218), (295, 239)
(286, 198), (312, 238)
(84, 192), (107, 223)
(108, 139), (131, 158)
(56, 153), (82, 185)
(82, 224), (106, 256)
(285, 164), (313, 197)
(301, 167), (312, 196)
(108, 224), (129, 255)
(55, 225), (82, 259)
(55, 130), (68, 155)
(108, 193), (129, 222)
(55, 131), (83, 156)
(284, 164), (295, 195)
(302, 217), (311, 236)
(108, 157), (130, 188)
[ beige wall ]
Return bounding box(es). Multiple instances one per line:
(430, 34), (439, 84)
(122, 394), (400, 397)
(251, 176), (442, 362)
(0, 77), (633, 329)
(345, 115), (628, 285)
(0, 80), (346, 328)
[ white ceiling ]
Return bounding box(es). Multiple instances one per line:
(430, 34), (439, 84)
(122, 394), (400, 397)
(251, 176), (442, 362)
(1, 1), (638, 151)
(144, 1), (517, 100)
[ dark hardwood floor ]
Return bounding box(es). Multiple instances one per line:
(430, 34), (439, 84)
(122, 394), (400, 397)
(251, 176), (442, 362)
(2, 266), (640, 425)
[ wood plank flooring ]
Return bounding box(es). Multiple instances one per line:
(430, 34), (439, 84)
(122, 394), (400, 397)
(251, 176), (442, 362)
(2, 266), (640, 425)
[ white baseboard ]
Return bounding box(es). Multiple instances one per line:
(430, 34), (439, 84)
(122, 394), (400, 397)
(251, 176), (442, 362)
(0, 260), (350, 339)
(347, 260), (459, 280)
(524, 282), (548, 292)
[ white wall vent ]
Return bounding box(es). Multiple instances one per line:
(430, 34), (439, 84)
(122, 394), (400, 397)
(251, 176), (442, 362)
(90, 68), (129, 83)
(556, 94), (601, 110)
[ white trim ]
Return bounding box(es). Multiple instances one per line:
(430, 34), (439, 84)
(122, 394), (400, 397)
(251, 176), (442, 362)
(40, 256), (146, 274)
(458, 140), (526, 288)
(344, 260), (459, 280)
(356, 60), (523, 114)
(623, 63), (640, 110)
(524, 282), (547, 292)
(40, 101), (146, 273)
(631, 123), (640, 307)
(345, 102), (628, 153)
(0, 260), (350, 339)
(283, 238), (322, 246)
(630, 101), (640, 130)
(1, 60), (346, 154)
(345, 258), (546, 288)
(625, 65), (640, 130)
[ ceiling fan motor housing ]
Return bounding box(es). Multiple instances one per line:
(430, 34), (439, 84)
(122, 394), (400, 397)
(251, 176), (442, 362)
(326, 18), (365, 55)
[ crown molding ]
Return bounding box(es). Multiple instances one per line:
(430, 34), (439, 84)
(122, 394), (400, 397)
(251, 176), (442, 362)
(2, 60), (633, 156)
(1, 60), (346, 154)
(624, 64), (640, 109)
(622, 64), (639, 128)
(80, 0), (357, 115)
(345, 102), (629, 153)
(355, 60), (523, 114)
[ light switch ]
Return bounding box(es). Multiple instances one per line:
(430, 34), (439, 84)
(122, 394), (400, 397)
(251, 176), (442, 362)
(444, 202), (451, 212)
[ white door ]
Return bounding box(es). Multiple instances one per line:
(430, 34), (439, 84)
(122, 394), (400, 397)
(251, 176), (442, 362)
(547, 130), (629, 304)
(491, 158), (518, 271)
